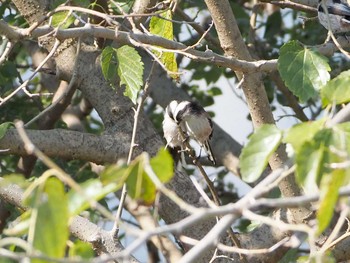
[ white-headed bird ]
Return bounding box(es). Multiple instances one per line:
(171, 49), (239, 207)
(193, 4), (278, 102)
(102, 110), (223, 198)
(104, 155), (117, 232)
(162, 100), (216, 165)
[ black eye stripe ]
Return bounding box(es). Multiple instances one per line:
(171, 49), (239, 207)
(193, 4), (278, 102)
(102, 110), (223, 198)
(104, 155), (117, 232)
(175, 108), (186, 123)
(168, 109), (174, 120)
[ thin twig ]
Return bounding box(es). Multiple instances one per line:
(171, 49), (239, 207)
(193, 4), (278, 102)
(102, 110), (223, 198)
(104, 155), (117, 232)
(110, 0), (137, 30)
(0, 22), (279, 73)
(325, 229), (350, 251)
(0, 40), (14, 65)
(190, 176), (217, 208)
(0, 39), (61, 106)
(143, 153), (200, 214)
(320, 205), (349, 253)
(242, 209), (313, 234)
(181, 21), (215, 52)
(14, 122), (114, 221)
(111, 185), (128, 239)
(111, 61), (157, 240)
(180, 235), (294, 255)
(12, 39), (115, 221)
(126, 61), (157, 163)
(319, 0), (350, 58)
(175, 126), (247, 262)
(25, 37), (81, 127)
(175, 7), (220, 48)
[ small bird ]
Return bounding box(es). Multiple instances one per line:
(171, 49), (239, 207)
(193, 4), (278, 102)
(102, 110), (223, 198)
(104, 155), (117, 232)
(318, 0), (350, 33)
(162, 100), (216, 165)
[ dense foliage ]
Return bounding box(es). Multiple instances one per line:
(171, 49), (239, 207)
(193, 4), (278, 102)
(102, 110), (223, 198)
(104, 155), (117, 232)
(1, 0), (350, 262)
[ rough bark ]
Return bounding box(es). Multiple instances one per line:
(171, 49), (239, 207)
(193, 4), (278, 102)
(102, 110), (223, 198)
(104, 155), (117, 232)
(203, 0), (310, 217)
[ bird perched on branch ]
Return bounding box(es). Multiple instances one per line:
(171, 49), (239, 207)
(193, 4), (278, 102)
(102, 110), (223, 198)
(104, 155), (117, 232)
(318, 0), (350, 33)
(162, 100), (216, 165)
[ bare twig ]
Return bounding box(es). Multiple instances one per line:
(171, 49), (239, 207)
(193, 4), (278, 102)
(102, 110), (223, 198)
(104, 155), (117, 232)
(242, 209), (313, 234)
(11, 39), (115, 221)
(143, 153), (200, 214)
(266, 0), (317, 13)
(182, 21), (215, 52)
(175, 125), (245, 261)
(0, 40), (14, 65)
(110, 64), (158, 242)
(0, 39), (61, 106)
(180, 235), (295, 255)
(0, 22), (279, 73)
(24, 54), (78, 127)
(319, 205), (350, 253)
(14, 121), (115, 221)
(175, 7), (220, 48)
(319, 0), (350, 58)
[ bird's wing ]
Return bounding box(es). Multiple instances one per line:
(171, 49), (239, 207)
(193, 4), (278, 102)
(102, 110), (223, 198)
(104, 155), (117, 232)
(203, 140), (216, 165)
(328, 3), (350, 19)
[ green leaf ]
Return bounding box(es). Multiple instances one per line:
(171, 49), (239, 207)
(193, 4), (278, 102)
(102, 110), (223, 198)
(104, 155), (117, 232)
(295, 126), (350, 196)
(295, 140), (325, 191)
(317, 169), (346, 234)
(315, 125), (350, 234)
(240, 125), (283, 183)
(31, 178), (69, 262)
(116, 45), (144, 104)
(279, 248), (299, 263)
(101, 150), (173, 205)
(52, 0), (66, 8)
(150, 10), (178, 80)
(126, 154), (156, 205)
(69, 240), (94, 259)
(3, 211), (31, 236)
(207, 87), (223, 97)
(149, 148), (174, 183)
(100, 163), (129, 185)
(321, 70), (350, 106)
(283, 119), (326, 153)
(101, 46), (144, 103)
(0, 173), (28, 188)
(0, 122), (13, 140)
(336, 122), (350, 153)
(101, 159), (157, 204)
(101, 46), (118, 84)
(278, 41), (330, 102)
(51, 11), (75, 29)
(67, 179), (120, 215)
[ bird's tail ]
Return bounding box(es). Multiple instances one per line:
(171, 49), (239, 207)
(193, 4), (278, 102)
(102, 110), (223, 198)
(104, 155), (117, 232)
(204, 140), (216, 165)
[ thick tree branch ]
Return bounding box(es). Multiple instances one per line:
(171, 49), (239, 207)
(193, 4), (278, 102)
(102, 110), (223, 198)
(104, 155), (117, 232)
(0, 129), (130, 163)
